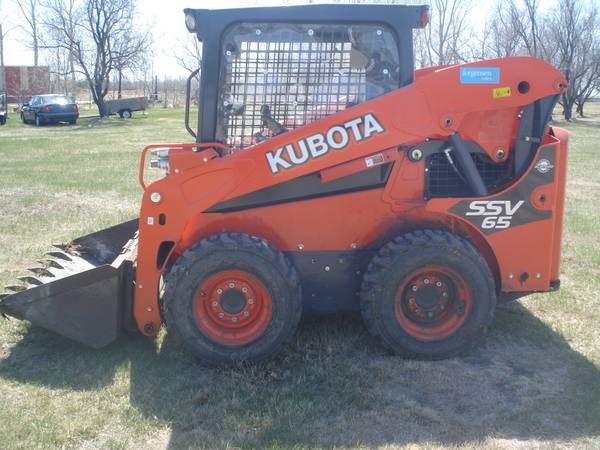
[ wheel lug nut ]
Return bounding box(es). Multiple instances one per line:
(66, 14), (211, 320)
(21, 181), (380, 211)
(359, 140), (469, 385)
(232, 317), (238, 322)
(243, 311), (249, 317)
(218, 312), (224, 318)
(411, 285), (418, 292)
(423, 279), (430, 284)
(211, 301), (218, 307)
(442, 292), (448, 297)
(229, 283), (235, 288)
(248, 299), (254, 304)
(436, 281), (442, 287)
(242, 287), (248, 293)
(216, 288), (223, 294)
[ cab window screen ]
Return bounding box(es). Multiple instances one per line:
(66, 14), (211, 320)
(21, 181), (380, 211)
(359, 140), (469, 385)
(218, 22), (400, 149)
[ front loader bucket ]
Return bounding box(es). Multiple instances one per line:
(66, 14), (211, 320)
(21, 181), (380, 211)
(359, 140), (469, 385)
(0, 219), (138, 348)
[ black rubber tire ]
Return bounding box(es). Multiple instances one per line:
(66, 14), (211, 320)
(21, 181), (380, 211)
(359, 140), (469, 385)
(35, 114), (42, 127)
(119, 109), (132, 119)
(360, 229), (496, 359)
(69, 119), (77, 125)
(21, 113), (28, 125)
(162, 233), (302, 365)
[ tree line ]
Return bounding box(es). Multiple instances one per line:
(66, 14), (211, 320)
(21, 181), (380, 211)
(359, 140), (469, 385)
(1, 0), (598, 120)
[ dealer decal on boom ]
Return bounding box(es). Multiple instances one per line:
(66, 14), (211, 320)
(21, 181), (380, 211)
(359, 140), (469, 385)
(265, 113), (385, 174)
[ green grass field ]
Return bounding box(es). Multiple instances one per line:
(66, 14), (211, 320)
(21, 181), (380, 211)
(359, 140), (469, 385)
(0, 106), (599, 450)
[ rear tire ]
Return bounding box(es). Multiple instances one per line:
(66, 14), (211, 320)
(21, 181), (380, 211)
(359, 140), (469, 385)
(162, 233), (302, 365)
(360, 230), (496, 359)
(119, 109), (132, 119)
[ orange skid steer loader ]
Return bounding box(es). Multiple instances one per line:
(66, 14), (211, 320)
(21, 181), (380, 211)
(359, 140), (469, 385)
(0, 4), (569, 365)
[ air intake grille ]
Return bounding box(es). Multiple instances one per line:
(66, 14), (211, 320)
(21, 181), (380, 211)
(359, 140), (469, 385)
(425, 153), (513, 198)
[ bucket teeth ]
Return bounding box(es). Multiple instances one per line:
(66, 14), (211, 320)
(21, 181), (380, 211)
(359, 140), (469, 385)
(37, 259), (64, 269)
(28, 267), (55, 277)
(17, 276), (43, 286)
(5, 285), (26, 292)
(46, 251), (72, 261)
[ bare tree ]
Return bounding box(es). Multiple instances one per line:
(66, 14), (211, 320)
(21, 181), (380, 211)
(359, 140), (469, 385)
(547, 0), (599, 120)
(575, 47), (600, 117)
(482, 0), (548, 59)
(16, 0), (41, 66)
(113, 33), (151, 99)
(43, 0), (151, 116)
(172, 35), (202, 74)
(415, 0), (474, 67)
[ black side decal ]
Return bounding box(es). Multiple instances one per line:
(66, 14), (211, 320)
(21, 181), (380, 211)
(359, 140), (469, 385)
(206, 163), (393, 213)
(449, 146), (555, 235)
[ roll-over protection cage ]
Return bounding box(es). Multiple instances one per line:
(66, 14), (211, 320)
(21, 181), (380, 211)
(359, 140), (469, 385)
(183, 4), (429, 145)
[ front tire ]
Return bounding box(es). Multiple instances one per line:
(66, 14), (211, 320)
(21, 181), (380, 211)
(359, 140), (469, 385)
(119, 109), (132, 119)
(35, 114), (42, 127)
(162, 233), (302, 365)
(360, 230), (496, 359)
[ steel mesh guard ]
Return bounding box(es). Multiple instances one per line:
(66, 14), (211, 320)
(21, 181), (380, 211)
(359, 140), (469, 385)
(218, 23), (400, 149)
(425, 152), (514, 198)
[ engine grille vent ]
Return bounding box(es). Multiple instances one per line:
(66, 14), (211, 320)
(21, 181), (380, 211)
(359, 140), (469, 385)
(425, 152), (513, 198)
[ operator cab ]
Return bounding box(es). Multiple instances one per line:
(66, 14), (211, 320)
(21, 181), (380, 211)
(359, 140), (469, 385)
(184, 4), (429, 148)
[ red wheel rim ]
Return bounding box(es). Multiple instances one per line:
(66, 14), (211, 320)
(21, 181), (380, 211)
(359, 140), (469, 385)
(395, 266), (473, 342)
(193, 270), (273, 346)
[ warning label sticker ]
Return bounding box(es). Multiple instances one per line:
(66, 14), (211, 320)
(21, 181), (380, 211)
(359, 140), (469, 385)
(365, 153), (385, 168)
(493, 86), (512, 99)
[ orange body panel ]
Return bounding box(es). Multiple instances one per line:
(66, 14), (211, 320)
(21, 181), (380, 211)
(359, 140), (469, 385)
(133, 57), (568, 335)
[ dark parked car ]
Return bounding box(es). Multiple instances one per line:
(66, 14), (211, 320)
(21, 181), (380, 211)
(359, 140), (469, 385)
(0, 92), (7, 126)
(21, 95), (79, 126)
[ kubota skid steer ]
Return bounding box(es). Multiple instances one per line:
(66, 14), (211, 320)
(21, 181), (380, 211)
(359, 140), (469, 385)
(0, 4), (569, 364)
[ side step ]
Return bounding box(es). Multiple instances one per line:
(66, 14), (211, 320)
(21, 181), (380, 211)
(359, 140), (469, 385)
(0, 220), (138, 348)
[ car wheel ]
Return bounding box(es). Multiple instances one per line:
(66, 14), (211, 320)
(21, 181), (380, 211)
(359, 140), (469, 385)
(119, 109), (132, 119)
(21, 113), (27, 124)
(69, 119), (77, 125)
(35, 115), (42, 127)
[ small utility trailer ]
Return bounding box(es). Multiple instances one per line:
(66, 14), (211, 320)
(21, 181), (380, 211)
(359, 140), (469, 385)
(105, 97), (148, 119)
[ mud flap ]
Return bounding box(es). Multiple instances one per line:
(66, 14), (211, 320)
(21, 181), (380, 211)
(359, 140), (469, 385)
(0, 220), (138, 348)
